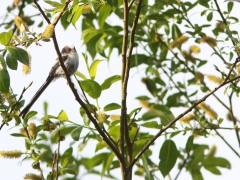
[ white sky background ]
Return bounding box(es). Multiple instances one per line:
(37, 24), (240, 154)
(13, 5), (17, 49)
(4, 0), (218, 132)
(0, 0), (240, 180)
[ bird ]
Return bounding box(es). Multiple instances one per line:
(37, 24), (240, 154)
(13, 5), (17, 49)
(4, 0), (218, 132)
(19, 44), (79, 118)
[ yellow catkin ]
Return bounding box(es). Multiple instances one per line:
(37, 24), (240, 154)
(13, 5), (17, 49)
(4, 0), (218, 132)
(28, 122), (37, 137)
(236, 64), (240, 74)
(23, 52), (31, 75)
(207, 75), (223, 84)
(169, 36), (189, 49)
(82, 4), (92, 14)
(14, 16), (28, 32)
(189, 45), (201, 54)
(24, 173), (42, 180)
(20, 128), (28, 137)
(14, 0), (20, 6)
(216, 22), (226, 30)
(195, 71), (204, 82)
(0, 150), (22, 159)
(198, 102), (218, 120)
(199, 36), (217, 48)
(180, 114), (196, 124)
(206, 145), (217, 158)
(41, 24), (54, 39)
(235, 48), (240, 56)
(110, 115), (120, 121)
(97, 111), (107, 123)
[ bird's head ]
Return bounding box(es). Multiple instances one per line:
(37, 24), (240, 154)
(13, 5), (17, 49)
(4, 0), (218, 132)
(61, 44), (76, 55)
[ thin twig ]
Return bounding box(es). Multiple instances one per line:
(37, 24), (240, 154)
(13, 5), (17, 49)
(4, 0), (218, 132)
(38, 165), (45, 180)
(128, 0), (135, 9)
(215, 129), (240, 158)
(228, 92), (240, 147)
(174, 155), (189, 180)
(53, 0), (72, 26)
(224, 57), (240, 82)
(32, 0), (51, 24)
(131, 127), (140, 145)
(50, 151), (57, 179)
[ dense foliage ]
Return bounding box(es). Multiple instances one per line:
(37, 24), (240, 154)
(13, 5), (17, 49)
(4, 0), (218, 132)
(0, 0), (240, 179)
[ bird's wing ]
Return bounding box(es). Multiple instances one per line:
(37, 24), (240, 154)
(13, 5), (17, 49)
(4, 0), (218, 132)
(48, 54), (69, 77)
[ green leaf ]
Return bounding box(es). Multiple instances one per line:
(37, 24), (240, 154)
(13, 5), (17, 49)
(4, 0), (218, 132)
(227, 2), (234, 13)
(71, 126), (83, 141)
(89, 60), (103, 80)
(0, 30), (13, 45)
(188, 144), (209, 167)
(85, 153), (109, 170)
(155, 105), (175, 125)
(198, 0), (210, 8)
(61, 10), (71, 30)
(133, 139), (149, 158)
(105, 152), (115, 174)
(72, 5), (84, 28)
(24, 111), (37, 121)
(148, 105), (175, 126)
(57, 110), (69, 121)
(95, 141), (108, 152)
(101, 75), (121, 90)
(172, 24), (182, 40)
(51, 125), (76, 143)
(7, 46), (29, 65)
(103, 103), (121, 111)
(0, 55), (6, 69)
(141, 121), (161, 129)
(142, 153), (153, 180)
(75, 70), (87, 80)
(191, 168), (204, 180)
(108, 126), (120, 137)
(0, 69), (10, 93)
(62, 161), (78, 175)
(10, 133), (27, 137)
(106, 0), (118, 7)
(80, 79), (101, 99)
(44, 0), (64, 8)
(185, 135), (194, 153)
(142, 111), (159, 121)
(6, 53), (18, 70)
(204, 166), (221, 175)
(202, 157), (231, 169)
(159, 140), (178, 177)
(143, 78), (158, 96)
(98, 5), (112, 28)
(207, 12), (213, 21)
(60, 147), (73, 168)
(135, 96), (151, 100)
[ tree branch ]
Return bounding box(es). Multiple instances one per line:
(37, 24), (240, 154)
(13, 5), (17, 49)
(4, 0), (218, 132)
(120, 0), (129, 176)
(127, 74), (240, 171)
(33, 0), (122, 163)
(123, 0), (143, 176)
(32, 0), (51, 24)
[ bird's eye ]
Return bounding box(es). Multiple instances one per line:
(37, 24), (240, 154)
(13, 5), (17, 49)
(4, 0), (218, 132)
(68, 48), (71, 52)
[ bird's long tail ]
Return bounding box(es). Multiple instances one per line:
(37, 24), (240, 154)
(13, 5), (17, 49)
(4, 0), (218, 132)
(20, 75), (54, 118)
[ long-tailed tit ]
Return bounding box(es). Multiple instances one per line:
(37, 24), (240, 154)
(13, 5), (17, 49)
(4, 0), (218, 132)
(19, 44), (79, 118)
